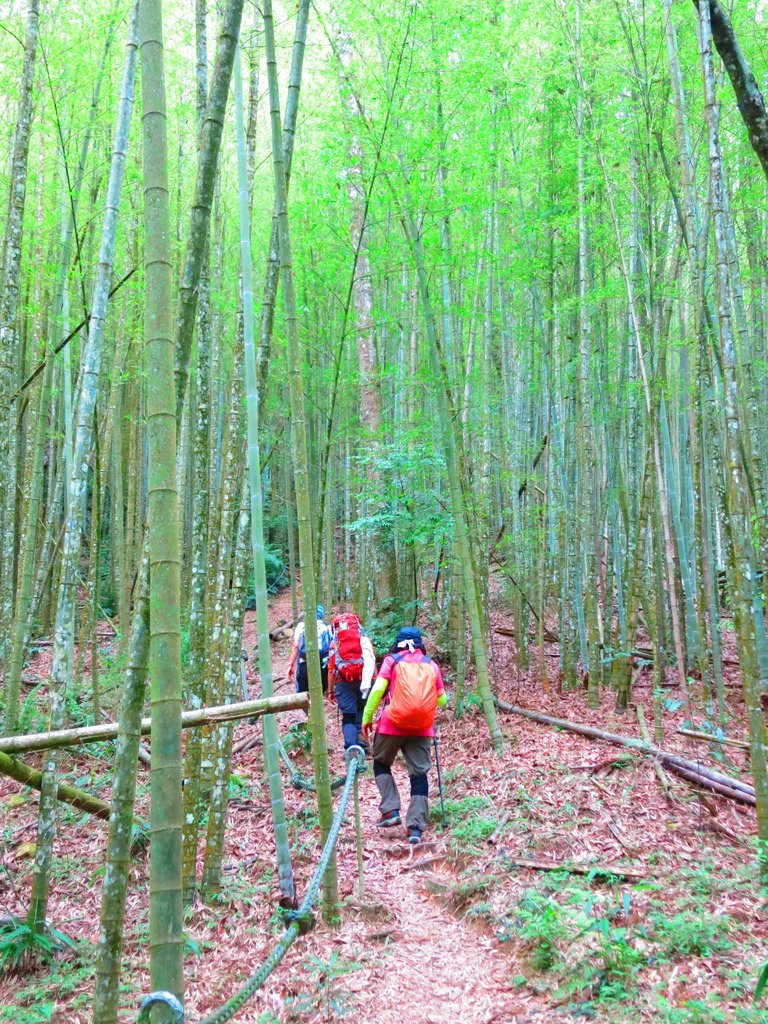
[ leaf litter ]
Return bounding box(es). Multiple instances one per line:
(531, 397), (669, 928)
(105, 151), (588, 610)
(0, 589), (764, 1023)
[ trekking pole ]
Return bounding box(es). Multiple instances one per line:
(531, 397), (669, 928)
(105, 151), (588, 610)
(433, 731), (447, 830)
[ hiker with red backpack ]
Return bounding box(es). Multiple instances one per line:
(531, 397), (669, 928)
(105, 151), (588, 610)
(328, 611), (376, 752)
(361, 626), (448, 845)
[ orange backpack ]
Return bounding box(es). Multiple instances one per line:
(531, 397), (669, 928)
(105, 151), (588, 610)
(386, 654), (438, 733)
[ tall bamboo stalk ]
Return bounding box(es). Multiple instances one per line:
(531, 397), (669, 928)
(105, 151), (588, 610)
(138, 0), (184, 1002)
(174, 0), (245, 421)
(401, 203), (504, 754)
(0, 0), (40, 664)
(26, 3), (135, 936)
(233, 41), (295, 905)
(697, 0), (768, 884)
(263, 0), (337, 920)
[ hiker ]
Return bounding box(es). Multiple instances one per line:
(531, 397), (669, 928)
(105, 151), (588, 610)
(287, 605), (332, 697)
(327, 610), (376, 752)
(361, 626), (447, 845)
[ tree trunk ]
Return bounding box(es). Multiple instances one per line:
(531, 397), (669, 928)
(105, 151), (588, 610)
(691, 0), (768, 180)
(697, 0), (768, 884)
(0, 0), (40, 665)
(138, 0), (185, 1004)
(173, 0), (245, 423)
(233, 42), (295, 905)
(26, 3), (135, 937)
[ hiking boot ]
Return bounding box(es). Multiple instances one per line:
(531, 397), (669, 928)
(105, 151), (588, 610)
(376, 810), (401, 828)
(408, 827), (423, 845)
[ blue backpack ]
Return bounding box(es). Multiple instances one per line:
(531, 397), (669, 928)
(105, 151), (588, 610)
(299, 621), (331, 668)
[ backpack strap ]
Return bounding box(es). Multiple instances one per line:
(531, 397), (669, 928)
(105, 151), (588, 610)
(392, 651), (430, 666)
(386, 651), (431, 699)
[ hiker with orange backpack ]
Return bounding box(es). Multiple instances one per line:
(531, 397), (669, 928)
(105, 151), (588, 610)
(328, 610), (376, 752)
(361, 626), (448, 845)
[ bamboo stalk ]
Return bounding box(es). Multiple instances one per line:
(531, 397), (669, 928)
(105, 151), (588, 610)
(637, 704), (674, 804)
(234, 40), (295, 906)
(0, 693), (309, 754)
(0, 751), (111, 819)
(505, 856), (645, 881)
(263, 0), (337, 922)
(668, 764), (755, 805)
(497, 700), (755, 804)
(678, 728), (750, 749)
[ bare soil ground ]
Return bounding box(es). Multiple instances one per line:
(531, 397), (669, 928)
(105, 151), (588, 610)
(0, 590), (765, 1024)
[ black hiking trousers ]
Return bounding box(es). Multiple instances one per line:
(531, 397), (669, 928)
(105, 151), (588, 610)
(296, 659), (328, 701)
(335, 679), (365, 749)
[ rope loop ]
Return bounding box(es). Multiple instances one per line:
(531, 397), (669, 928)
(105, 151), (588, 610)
(283, 907), (316, 934)
(140, 750), (367, 1024)
(344, 744), (366, 773)
(138, 991), (185, 1024)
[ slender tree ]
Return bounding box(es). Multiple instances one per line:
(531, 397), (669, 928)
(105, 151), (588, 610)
(233, 40), (295, 905)
(138, 0), (184, 1004)
(263, 0), (337, 919)
(0, 0), (40, 665)
(26, 2), (136, 935)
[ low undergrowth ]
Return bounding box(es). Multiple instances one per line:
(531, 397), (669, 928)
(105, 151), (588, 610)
(431, 792), (765, 1024)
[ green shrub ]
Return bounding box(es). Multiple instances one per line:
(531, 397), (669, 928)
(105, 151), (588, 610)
(284, 721), (312, 754)
(653, 996), (729, 1024)
(516, 894), (569, 972)
(0, 919), (79, 974)
(285, 952), (363, 1020)
(650, 911), (733, 959)
(442, 794), (493, 816)
(450, 815), (498, 848)
(18, 684), (46, 734)
(245, 547), (288, 608)
(434, 793), (499, 851)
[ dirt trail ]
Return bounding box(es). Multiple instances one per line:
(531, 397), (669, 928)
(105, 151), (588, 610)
(333, 802), (525, 1024)
(238, 593), (534, 1024)
(1, 590), (760, 1022)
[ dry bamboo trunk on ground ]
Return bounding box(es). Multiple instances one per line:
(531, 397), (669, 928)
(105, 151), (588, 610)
(497, 700), (756, 806)
(0, 693), (309, 755)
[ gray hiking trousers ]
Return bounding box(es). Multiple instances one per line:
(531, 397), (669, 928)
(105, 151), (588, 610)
(372, 731), (432, 831)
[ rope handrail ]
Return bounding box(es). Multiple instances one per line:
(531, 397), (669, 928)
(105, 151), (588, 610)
(275, 732), (346, 792)
(138, 745), (366, 1024)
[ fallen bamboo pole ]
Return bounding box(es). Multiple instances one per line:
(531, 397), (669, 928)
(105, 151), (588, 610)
(100, 708), (151, 764)
(504, 855), (645, 880)
(637, 705), (674, 805)
(0, 751), (111, 819)
(497, 700), (756, 806)
(659, 752), (755, 796)
(668, 763), (755, 805)
(677, 727), (750, 750)
(0, 692), (309, 755)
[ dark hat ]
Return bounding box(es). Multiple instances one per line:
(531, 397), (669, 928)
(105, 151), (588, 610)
(395, 626), (423, 644)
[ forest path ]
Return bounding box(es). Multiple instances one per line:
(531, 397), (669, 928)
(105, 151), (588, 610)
(241, 594), (535, 1024)
(228, 592), (759, 1024)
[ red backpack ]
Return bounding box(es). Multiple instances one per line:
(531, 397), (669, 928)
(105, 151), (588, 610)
(330, 614), (365, 683)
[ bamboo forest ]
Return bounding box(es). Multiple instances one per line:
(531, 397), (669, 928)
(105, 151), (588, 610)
(1, 0), (768, 1020)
